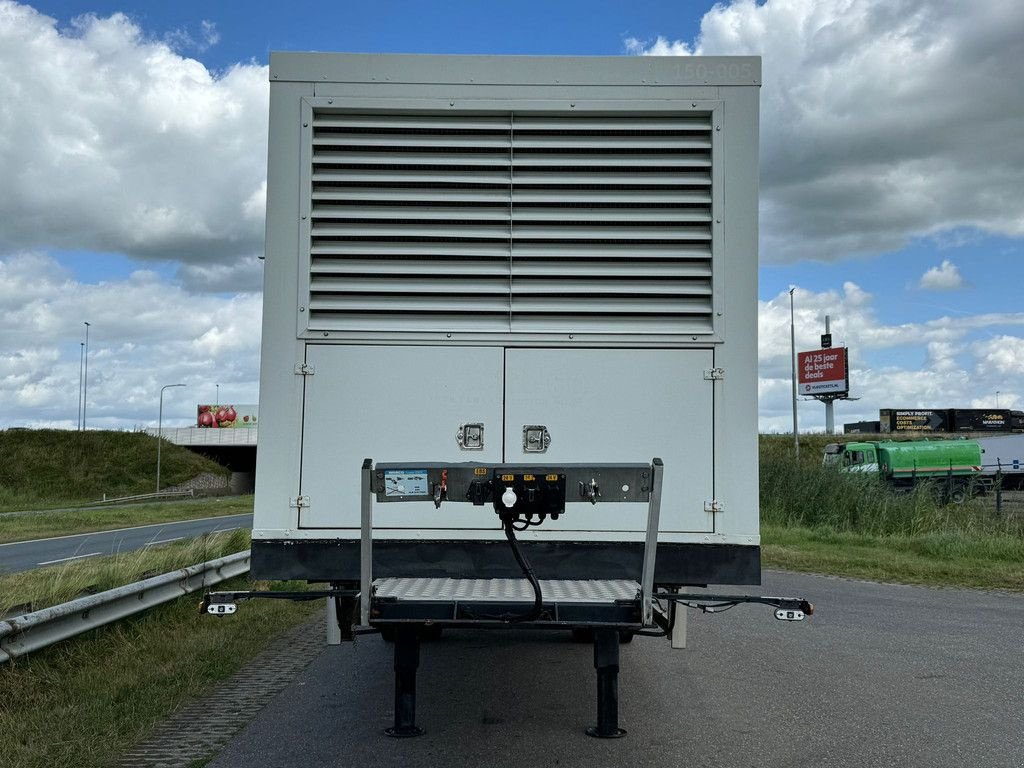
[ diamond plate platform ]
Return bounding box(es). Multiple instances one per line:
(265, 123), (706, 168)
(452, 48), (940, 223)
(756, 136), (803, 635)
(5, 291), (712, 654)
(373, 578), (640, 603)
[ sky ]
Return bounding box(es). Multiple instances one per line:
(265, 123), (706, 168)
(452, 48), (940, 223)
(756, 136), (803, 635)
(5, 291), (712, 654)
(0, 0), (1022, 432)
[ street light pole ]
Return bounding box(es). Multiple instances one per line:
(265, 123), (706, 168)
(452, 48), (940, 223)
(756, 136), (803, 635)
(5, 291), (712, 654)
(77, 342), (85, 431)
(996, 391), (1001, 408)
(789, 288), (799, 459)
(157, 383), (186, 492)
(216, 383), (220, 405)
(82, 322), (91, 430)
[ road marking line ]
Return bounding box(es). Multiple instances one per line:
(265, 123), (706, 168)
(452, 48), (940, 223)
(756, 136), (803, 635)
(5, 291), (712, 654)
(215, 527), (240, 533)
(0, 513), (253, 548)
(37, 552), (103, 565)
(144, 536), (185, 547)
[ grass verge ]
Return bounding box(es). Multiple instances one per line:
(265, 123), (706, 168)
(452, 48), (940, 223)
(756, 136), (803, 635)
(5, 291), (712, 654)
(0, 577), (318, 768)
(0, 529), (251, 615)
(0, 495), (254, 545)
(760, 434), (1024, 591)
(0, 530), (320, 768)
(0, 429), (230, 512)
(761, 523), (1024, 591)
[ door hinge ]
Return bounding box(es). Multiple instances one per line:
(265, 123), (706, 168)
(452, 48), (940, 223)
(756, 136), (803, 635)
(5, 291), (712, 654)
(294, 363), (315, 376)
(290, 496), (310, 509)
(704, 367), (725, 381)
(704, 499), (724, 513)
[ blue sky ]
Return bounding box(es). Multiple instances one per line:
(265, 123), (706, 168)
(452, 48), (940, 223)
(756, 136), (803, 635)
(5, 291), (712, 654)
(30, 1), (703, 65)
(1, 0), (1022, 431)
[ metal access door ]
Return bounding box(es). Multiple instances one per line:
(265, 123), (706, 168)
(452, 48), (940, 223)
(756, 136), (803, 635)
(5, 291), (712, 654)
(298, 345), (504, 530)
(503, 348), (715, 533)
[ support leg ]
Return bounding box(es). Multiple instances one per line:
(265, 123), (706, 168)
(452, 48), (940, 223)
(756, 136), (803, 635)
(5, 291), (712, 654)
(586, 628), (626, 738)
(386, 627), (423, 737)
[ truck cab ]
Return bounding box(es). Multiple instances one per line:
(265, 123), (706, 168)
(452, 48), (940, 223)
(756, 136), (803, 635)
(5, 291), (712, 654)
(824, 442), (878, 473)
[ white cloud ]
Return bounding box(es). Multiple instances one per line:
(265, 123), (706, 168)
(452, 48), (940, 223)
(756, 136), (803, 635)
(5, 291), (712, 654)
(973, 336), (1024, 377)
(758, 283), (1024, 432)
(918, 259), (965, 291)
(0, 2), (268, 264)
(0, 252), (261, 428)
(627, 0), (1024, 264)
(624, 35), (692, 56)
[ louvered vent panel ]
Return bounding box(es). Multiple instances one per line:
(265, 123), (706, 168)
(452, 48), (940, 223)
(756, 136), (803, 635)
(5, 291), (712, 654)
(509, 114), (713, 334)
(308, 113), (513, 331)
(306, 111), (715, 335)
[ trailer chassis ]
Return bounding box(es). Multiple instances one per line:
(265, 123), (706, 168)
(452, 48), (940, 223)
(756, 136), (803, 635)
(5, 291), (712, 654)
(205, 458), (812, 737)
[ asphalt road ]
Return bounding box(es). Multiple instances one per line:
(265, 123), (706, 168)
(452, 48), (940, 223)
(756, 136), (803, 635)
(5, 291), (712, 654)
(208, 570), (1023, 768)
(0, 513), (253, 574)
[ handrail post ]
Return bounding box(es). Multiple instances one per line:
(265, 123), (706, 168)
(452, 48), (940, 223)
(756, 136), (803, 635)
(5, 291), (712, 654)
(640, 458), (664, 626)
(360, 458), (373, 626)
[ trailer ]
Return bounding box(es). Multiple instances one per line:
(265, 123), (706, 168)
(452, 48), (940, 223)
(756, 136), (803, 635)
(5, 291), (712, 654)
(207, 52), (811, 738)
(879, 408), (1024, 433)
(977, 434), (1024, 488)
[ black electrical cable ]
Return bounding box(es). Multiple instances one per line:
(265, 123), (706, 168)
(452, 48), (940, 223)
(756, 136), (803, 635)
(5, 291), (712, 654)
(502, 516), (545, 622)
(460, 516), (547, 623)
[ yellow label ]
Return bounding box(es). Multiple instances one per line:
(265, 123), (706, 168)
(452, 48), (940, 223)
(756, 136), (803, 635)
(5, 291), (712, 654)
(523, 474), (535, 481)
(546, 474), (558, 482)
(474, 467), (488, 476)
(501, 474), (514, 482)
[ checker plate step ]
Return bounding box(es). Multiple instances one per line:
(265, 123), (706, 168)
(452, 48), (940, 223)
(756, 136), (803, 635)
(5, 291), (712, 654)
(373, 578), (639, 603)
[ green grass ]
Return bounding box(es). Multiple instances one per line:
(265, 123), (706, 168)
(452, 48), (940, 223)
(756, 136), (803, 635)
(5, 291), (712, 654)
(759, 434), (1024, 590)
(0, 575), (317, 768)
(762, 524), (1024, 591)
(0, 495), (253, 545)
(0, 529), (252, 615)
(0, 530), (319, 768)
(0, 429), (230, 512)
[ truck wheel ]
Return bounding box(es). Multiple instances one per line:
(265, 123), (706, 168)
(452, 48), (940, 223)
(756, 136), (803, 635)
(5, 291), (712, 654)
(948, 485), (968, 504)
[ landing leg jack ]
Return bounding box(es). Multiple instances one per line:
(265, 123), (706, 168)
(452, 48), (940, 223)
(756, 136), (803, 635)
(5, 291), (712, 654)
(386, 626), (423, 737)
(586, 628), (626, 738)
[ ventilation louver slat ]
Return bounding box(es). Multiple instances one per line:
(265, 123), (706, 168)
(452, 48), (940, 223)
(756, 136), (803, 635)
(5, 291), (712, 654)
(306, 111), (715, 334)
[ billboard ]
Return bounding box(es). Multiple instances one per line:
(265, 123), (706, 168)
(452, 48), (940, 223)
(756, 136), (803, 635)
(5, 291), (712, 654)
(798, 347), (848, 396)
(880, 409), (949, 432)
(196, 404), (258, 428)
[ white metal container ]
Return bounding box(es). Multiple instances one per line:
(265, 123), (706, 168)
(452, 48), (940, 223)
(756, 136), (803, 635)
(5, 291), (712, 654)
(252, 53), (762, 586)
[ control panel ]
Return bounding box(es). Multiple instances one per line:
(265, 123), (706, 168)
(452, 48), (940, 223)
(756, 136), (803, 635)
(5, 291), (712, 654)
(491, 470), (566, 520)
(372, 463), (653, 509)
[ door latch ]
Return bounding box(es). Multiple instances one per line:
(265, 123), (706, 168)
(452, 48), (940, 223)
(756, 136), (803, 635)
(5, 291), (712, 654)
(522, 425), (551, 453)
(456, 423), (484, 450)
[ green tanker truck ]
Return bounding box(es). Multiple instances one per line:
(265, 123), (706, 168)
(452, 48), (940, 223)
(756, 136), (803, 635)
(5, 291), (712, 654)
(823, 439), (988, 502)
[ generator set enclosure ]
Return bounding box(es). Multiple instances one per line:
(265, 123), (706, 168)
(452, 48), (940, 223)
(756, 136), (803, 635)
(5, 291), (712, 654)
(251, 53), (762, 587)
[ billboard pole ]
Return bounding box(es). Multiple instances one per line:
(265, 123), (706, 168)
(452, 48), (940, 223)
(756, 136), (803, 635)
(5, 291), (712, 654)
(824, 316), (834, 435)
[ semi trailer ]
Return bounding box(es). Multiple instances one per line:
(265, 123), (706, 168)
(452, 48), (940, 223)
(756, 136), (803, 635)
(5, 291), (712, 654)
(878, 408), (1024, 433)
(206, 52), (811, 738)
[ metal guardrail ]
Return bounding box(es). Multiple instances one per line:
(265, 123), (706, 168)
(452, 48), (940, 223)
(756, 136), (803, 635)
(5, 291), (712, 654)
(87, 489), (195, 506)
(147, 427), (259, 446)
(0, 550), (251, 662)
